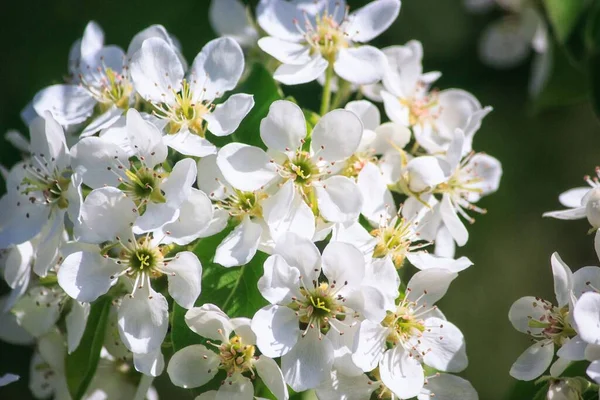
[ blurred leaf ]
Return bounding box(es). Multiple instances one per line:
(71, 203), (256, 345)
(171, 224), (269, 352)
(543, 0), (585, 43)
(65, 296), (111, 400)
(532, 41), (588, 111)
(532, 383), (550, 400)
(585, 0), (600, 52)
(207, 63), (282, 149)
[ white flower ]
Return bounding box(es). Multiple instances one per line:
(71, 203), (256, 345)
(29, 331), (71, 400)
(217, 100), (364, 224)
(508, 252), (600, 381)
(251, 233), (395, 391)
(0, 114), (80, 260)
(130, 36), (254, 157)
(256, 0), (400, 85)
(352, 268), (466, 399)
(57, 187), (204, 372)
(198, 154), (313, 267)
(167, 303), (288, 400)
(72, 109), (198, 233)
(376, 41), (491, 155)
(209, 0), (258, 48)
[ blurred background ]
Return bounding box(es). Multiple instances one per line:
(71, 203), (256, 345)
(1, 0), (598, 399)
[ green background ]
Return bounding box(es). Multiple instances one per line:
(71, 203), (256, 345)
(0, 0), (598, 399)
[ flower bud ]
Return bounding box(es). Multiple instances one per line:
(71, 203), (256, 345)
(547, 379), (583, 400)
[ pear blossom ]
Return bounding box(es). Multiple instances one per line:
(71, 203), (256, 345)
(256, 0), (400, 85)
(508, 253), (600, 381)
(72, 109), (198, 233)
(57, 187), (204, 374)
(372, 41), (492, 155)
(217, 100), (364, 224)
(352, 268), (467, 399)
(544, 169), (600, 260)
(251, 233), (397, 391)
(130, 36), (254, 157)
(0, 113), (81, 268)
(167, 304), (288, 400)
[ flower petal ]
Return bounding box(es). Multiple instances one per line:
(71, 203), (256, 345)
(260, 100), (307, 152)
(263, 181), (315, 241)
(420, 318), (468, 372)
(126, 109), (168, 168)
(205, 94), (254, 137)
(66, 301), (90, 354)
(334, 46), (386, 85)
(574, 291), (600, 345)
(217, 143), (279, 191)
(252, 305), (300, 358)
(133, 347), (165, 377)
(274, 57), (328, 85)
(358, 162), (396, 224)
(185, 303), (234, 341)
(316, 176), (363, 223)
(551, 252), (573, 308)
(311, 109), (363, 162)
(346, 0), (401, 42)
(406, 268), (458, 306)
(440, 194), (468, 246)
(274, 232), (322, 282)
(255, 356), (289, 400)
(379, 346), (425, 399)
(509, 341), (554, 381)
(352, 320), (389, 372)
(210, 0), (258, 48)
(33, 84), (96, 126)
(163, 251), (202, 309)
(214, 217), (262, 267)
(418, 374), (478, 400)
(168, 344), (220, 388)
(58, 251), (120, 302)
(258, 254), (301, 305)
(258, 37), (311, 65)
(163, 129), (218, 157)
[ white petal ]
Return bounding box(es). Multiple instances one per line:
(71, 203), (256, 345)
(587, 360), (600, 384)
(404, 156), (447, 193)
(420, 318), (468, 372)
(573, 266), (600, 297)
(418, 374), (478, 400)
(260, 100), (307, 152)
(358, 162), (396, 223)
(80, 21), (105, 59)
(258, 37), (311, 65)
(508, 296), (548, 335)
(190, 37), (245, 101)
(66, 301), (90, 353)
(509, 341), (554, 381)
(574, 292), (600, 345)
(321, 242), (365, 287)
(346, 0), (401, 42)
(197, 154), (232, 200)
(118, 287), (169, 354)
(557, 335), (587, 361)
(209, 0), (258, 47)
(30, 113), (69, 169)
(327, 319), (363, 376)
(274, 232), (322, 282)
(3, 242), (33, 289)
(134, 347), (165, 377)
(364, 256), (400, 311)
(345, 100), (381, 131)
(0, 374), (19, 387)
(168, 344), (220, 388)
(13, 287), (61, 337)
(381, 90), (410, 126)
(406, 252), (473, 272)
(334, 46), (386, 85)
(258, 254), (301, 305)
(33, 84), (95, 126)
(263, 181), (315, 241)
(479, 17), (532, 69)
(79, 106), (124, 137)
(163, 251), (202, 309)
(315, 370), (378, 400)
(75, 187), (137, 244)
(185, 303), (234, 341)
(379, 346), (425, 399)
(58, 251), (120, 302)
(559, 187), (590, 208)
(70, 136), (128, 189)
(251, 305), (300, 358)
(352, 320), (389, 372)
(406, 268), (458, 306)
(370, 122), (411, 154)
(281, 328), (334, 392)
(163, 129), (218, 157)
(159, 188), (215, 246)
(205, 94), (254, 137)
(255, 356), (289, 400)
(256, 0), (306, 40)
(440, 194), (468, 246)
(311, 109), (363, 162)
(130, 37), (184, 103)
(543, 207), (587, 220)
(316, 176), (363, 223)
(214, 217), (262, 267)
(551, 252), (573, 308)
(217, 374), (254, 400)
(217, 143), (278, 191)
(126, 109), (168, 168)
(273, 57), (328, 85)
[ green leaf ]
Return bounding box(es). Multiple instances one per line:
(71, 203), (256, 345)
(207, 63), (283, 149)
(171, 223), (269, 352)
(65, 296), (111, 400)
(585, 0), (600, 51)
(543, 0), (586, 43)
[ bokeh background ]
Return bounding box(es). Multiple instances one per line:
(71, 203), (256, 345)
(1, 0), (598, 399)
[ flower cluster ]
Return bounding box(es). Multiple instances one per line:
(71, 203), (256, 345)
(0, 1), (502, 399)
(507, 169), (600, 398)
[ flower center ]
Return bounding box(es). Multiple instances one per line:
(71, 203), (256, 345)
(292, 282), (347, 333)
(80, 67), (132, 110)
(20, 158), (72, 210)
(297, 9), (350, 62)
(122, 166), (166, 207)
(122, 240), (164, 277)
(284, 151), (319, 186)
(400, 91), (440, 127)
(371, 217), (428, 269)
(218, 335), (256, 375)
(155, 79), (212, 136)
(527, 299), (576, 346)
(383, 303), (426, 345)
(219, 189), (265, 220)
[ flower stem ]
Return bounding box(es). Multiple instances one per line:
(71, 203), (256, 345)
(320, 64), (334, 115)
(133, 374), (154, 400)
